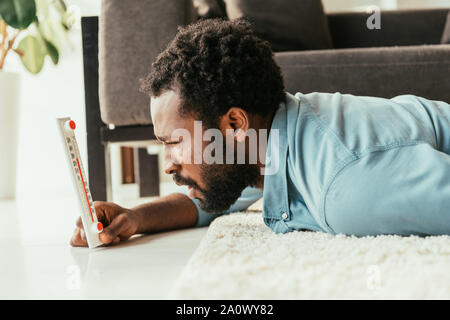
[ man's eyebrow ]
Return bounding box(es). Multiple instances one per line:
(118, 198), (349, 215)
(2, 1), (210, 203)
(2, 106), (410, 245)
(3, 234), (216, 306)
(156, 135), (170, 142)
(156, 134), (183, 143)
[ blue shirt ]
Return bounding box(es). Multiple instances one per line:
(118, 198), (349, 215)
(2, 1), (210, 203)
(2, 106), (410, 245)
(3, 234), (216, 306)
(191, 92), (450, 236)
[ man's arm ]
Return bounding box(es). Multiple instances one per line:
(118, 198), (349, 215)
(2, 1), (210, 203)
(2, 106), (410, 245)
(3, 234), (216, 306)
(134, 186), (263, 231)
(70, 187), (262, 247)
(132, 193), (198, 233)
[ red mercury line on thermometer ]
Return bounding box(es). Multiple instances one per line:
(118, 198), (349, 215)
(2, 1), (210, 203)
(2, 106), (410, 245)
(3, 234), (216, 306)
(76, 157), (94, 223)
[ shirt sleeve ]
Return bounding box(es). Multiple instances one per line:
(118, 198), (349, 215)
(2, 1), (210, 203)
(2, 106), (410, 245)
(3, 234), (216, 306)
(192, 186), (263, 227)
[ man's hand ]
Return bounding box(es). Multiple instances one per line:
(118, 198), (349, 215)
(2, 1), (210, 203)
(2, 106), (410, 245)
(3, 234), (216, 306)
(70, 201), (140, 247)
(70, 193), (199, 248)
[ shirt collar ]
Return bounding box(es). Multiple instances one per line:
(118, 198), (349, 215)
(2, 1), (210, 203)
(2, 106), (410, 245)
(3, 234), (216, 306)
(262, 95), (290, 225)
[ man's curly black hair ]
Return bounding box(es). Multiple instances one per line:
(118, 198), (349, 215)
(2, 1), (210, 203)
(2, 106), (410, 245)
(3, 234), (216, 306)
(140, 18), (286, 127)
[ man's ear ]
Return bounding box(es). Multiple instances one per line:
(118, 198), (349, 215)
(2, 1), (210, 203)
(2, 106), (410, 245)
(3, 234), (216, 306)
(219, 107), (250, 137)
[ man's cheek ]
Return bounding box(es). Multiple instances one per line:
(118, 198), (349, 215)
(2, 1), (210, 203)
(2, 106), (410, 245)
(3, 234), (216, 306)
(167, 144), (185, 165)
(191, 140), (207, 165)
(168, 141), (206, 165)
(170, 142), (196, 165)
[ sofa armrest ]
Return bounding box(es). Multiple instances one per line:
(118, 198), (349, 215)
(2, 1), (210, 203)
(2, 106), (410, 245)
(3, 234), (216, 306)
(327, 8), (449, 49)
(99, 0), (196, 126)
(275, 44), (450, 103)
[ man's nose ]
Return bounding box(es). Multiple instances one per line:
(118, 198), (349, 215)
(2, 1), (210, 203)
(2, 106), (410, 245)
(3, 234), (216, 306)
(163, 147), (181, 175)
(164, 160), (179, 175)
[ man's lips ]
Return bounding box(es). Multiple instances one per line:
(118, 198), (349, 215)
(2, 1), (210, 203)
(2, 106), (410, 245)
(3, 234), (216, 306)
(173, 177), (200, 198)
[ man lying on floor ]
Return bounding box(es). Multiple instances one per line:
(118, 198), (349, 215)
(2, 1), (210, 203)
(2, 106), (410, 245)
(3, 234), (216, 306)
(71, 19), (450, 246)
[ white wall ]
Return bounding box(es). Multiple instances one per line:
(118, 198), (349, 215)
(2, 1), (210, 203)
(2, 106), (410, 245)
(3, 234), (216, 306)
(5, 1), (100, 199)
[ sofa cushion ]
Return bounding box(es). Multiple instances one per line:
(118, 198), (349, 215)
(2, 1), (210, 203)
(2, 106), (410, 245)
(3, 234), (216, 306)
(99, 0), (196, 126)
(328, 9), (449, 49)
(224, 0), (333, 51)
(275, 45), (450, 103)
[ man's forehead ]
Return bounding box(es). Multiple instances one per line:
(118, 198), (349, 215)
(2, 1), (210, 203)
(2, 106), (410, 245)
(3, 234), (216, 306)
(150, 90), (192, 140)
(150, 90), (181, 117)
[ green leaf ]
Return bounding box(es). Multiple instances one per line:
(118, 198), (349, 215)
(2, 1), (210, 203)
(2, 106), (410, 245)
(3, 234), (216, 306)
(41, 16), (71, 53)
(43, 38), (58, 65)
(35, 22), (59, 65)
(0, 0), (36, 29)
(17, 35), (45, 74)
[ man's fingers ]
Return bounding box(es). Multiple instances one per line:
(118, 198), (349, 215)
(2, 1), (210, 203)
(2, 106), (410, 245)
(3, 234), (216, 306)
(99, 213), (128, 245)
(75, 217), (84, 230)
(93, 201), (108, 221)
(70, 228), (88, 247)
(72, 202), (131, 246)
(75, 201), (112, 233)
(93, 201), (123, 223)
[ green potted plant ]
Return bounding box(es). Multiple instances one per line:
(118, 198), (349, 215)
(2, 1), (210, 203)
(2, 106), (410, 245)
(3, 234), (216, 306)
(0, 0), (76, 199)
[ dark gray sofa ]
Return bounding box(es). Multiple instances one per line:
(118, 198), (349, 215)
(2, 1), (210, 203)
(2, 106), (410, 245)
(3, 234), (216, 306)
(278, 9), (450, 99)
(82, 0), (450, 201)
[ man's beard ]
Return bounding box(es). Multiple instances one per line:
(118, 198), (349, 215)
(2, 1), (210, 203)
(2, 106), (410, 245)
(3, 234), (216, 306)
(173, 163), (260, 213)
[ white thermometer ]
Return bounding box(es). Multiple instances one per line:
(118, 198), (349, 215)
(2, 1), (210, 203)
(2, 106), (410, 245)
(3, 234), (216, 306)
(57, 117), (103, 248)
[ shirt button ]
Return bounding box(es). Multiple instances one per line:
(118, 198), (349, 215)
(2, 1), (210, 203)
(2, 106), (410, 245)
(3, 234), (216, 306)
(281, 212), (288, 220)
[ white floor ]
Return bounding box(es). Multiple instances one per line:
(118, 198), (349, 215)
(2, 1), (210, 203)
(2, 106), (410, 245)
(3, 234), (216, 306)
(0, 192), (207, 299)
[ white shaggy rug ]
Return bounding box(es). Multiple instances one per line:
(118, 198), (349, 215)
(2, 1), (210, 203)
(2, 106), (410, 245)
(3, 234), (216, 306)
(171, 212), (450, 299)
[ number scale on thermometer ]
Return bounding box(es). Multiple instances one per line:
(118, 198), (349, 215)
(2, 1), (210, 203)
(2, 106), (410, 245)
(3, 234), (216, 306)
(57, 117), (103, 248)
